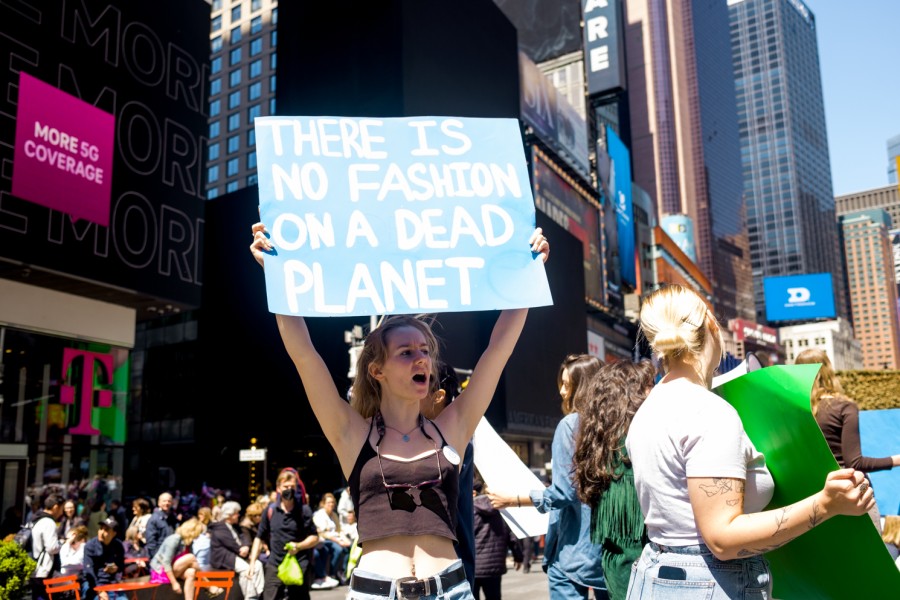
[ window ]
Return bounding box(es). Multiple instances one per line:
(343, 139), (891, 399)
(229, 69), (241, 87)
(231, 5), (241, 21)
(269, 98), (275, 114)
(210, 78), (222, 95)
(212, 0), (222, 10)
(228, 113), (240, 131)
(228, 91), (241, 109)
(230, 47), (242, 66)
(269, 75), (276, 93)
(211, 57), (222, 74)
(272, 7), (278, 23)
(211, 15), (222, 32)
(209, 143), (220, 161)
(230, 25), (242, 44)
(226, 180), (239, 192)
(250, 15), (263, 34)
(247, 103), (261, 124)
(249, 59), (262, 78)
(228, 135), (240, 153)
(248, 81), (262, 100)
(208, 165), (220, 183)
(247, 173), (258, 185)
(207, 187), (220, 199)
(270, 53), (277, 69)
(210, 121), (221, 138)
(211, 36), (223, 53)
(250, 37), (263, 56)
(247, 129), (256, 146)
(251, 0), (262, 11)
(247, 151), (257, 169)
(270, 30), (277, 47)
(227, 158), (240, 176)
(209, 99), (221, 117)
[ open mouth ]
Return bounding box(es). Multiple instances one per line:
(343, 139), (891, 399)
(412, 373), (428, 384)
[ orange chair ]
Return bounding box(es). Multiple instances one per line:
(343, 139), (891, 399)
(43, 574), (81, 600)
(193, 571), (235, 600)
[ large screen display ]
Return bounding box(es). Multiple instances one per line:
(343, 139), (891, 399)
(763, 273), (836, 322)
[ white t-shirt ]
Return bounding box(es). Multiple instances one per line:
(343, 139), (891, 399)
(626, 378), (775, 546)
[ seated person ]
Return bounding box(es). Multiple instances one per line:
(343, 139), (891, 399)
(82, 518), (125, 600)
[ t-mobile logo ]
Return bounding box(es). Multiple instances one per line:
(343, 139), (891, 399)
(60, 349), (113, 436)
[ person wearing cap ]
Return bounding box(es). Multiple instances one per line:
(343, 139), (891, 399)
(82, 516), (126, 600)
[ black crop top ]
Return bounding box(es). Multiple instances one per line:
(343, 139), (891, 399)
(349, 414), (459, 544)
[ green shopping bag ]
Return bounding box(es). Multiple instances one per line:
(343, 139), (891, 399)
(277, 544), (304, 586)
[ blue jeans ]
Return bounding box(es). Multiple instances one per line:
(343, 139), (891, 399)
(547, 564), (609, 600)
(625, 542), (771, 599)
(347, 560), (473, 600)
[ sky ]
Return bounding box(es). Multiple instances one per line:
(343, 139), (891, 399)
(804, 0), (900, 196)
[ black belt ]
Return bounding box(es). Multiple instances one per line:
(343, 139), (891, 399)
(350, 564), (466, 599)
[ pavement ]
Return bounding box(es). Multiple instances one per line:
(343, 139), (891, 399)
(312, 561), (550, 599)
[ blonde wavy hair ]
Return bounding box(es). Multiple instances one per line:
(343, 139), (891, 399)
(350, 315), (440, 419)
(639, 284), (722, 381)
(882, 515), (900, 545)
(176, 517), (204, 545)
(793, 348), (848, 416)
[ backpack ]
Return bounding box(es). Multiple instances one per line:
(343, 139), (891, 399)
(13, 515), (51, 555)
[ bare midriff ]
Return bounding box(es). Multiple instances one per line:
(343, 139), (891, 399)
(357, 533), (458, 579)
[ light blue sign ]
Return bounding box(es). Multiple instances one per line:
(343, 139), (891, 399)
(763, 273), (836, 322)
(607, 126), (635, 287)
(254, 116), (552, 316)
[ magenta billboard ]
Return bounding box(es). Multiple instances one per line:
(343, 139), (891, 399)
(13, 73), (115, 226)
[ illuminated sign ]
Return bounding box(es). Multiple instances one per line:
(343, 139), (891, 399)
(582, 0), (626, 95)
(61, 348), (113, 436)
(763, 273), (836, 322)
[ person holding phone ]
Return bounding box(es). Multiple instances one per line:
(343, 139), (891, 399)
(82, 517), (125, 600)
(625, 284), (876, 598)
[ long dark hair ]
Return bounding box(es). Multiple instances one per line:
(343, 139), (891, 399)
(575, 360), (656, 506)
(558, 354), (604, 415)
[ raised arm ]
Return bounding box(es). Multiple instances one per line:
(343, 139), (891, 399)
(250, 223), (367, 474)
(689, 468), (874, 561)
(438, 228), (549, 447)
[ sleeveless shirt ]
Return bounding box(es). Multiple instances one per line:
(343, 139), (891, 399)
(349, 417), (459, 544)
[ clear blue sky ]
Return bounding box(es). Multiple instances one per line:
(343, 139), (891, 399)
(805, 0), (900, 196)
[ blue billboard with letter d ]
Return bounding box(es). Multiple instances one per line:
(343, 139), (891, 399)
(763, 273), (836, 322)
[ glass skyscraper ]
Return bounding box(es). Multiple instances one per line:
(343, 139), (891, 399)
(729, 0), (848, 323)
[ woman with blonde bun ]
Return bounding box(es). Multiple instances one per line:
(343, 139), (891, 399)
(625, 284), (876, 599)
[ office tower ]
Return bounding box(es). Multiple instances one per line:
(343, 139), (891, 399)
(839, 209), (900, 370)
(625, 0), (752, 321)
(888, 134), (900, 184)
(729, 0), (848, 323)
(206, 0), (278, 199)
(835, 184), (900, 298)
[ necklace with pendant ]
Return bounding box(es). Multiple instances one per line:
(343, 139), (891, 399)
(383, 414), (422, 442)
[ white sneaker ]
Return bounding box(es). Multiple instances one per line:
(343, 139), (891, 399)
(311, 578), (338, 590)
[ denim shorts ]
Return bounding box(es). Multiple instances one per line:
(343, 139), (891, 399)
(347, 560), (473, 600)
(625, 542), (771, 599)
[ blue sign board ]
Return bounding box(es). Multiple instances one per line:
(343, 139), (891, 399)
(763, 273), (836, 322)
(607, 126), (635, 287)
(254, 116), (553, 317)
(582, 0), (626, 96)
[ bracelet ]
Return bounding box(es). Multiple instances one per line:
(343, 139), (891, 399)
(516, 495), (521, 508)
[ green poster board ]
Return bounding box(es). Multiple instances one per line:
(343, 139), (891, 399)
(715, 364), (900, 598)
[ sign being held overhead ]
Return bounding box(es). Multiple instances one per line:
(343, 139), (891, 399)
(254, 116), (552, 317)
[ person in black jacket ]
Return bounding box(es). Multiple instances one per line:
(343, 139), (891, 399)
(82, 517), (125, 600)
(209, 502), (264, 600)
(473, 478), (522, 600)
(144, 492), (177, 560)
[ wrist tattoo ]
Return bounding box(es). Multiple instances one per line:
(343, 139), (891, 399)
(773, 507), (790, 535)
(808, 500), (822, 529)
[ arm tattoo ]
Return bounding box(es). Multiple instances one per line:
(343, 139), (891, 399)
(808, 500), (822, 529)
(699, 478), (734, 497)
(773, 507), (790, 535)
(736, 543), (782, 558)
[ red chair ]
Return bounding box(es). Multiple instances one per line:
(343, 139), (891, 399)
(43, 574), (81, 600)
(193, 571), (235, 600)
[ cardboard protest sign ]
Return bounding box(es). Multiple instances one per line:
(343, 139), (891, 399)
(254, 116), (552, 316)
(715, 365), (900, 598)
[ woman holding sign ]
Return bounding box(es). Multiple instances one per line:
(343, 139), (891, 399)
(250, 222), (548, 600)
(625, 284), (876, 599)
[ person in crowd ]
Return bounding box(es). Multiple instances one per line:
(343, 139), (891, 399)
(312, 493), (348, 588)
(248, 469), (319, 600)
(127, 497), (152, 556)
(210, 501), (265, 600)
(149, 517), (204, 600)
(107, 499), (129, 541)
(794, 348), (900, 533)
(30, 494), (64, 600)
(573, 360), (655, 600)
(250, 221), (549, 600)
(337, 486), (354, 528)
(122, 526), (150, 578)
(144, 492), (177, 560)
(882, 515), (900, 561)
(84, 500), (108, 539)
(472, 478), (522, 600)
(240, 502), (268, 565)
(488, 354), (606, 599)
(82, 517), (126, 600)
(57, 499), (85, 541)
(60, 525), (90, 578)
(626, 284), (876, 598)
(193, 507), (214, 571)
(422, 361), (477, 590)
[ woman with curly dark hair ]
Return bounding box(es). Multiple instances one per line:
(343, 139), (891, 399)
(573, 360), (655, 600)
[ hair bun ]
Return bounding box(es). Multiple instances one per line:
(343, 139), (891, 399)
(652, 327), (688, 355)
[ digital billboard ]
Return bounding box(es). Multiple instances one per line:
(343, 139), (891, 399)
(763, 273), (836, 322)
(607, 126), (635, 287)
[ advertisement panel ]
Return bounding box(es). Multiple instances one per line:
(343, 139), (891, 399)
(532, 150), (604, 305)
(0, 0), (209, 306)
(607, 126), (636, 287)
(661, 214), (697, 262)
(582, 0), (626, 96)
(763, 273), (836, 322)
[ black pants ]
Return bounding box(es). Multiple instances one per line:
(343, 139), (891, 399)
(263, 560), (310, 600)
(473, 575), (502, 600)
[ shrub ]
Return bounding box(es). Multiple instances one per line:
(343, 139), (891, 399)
(837, 370), (900, 411)
(0, 538), (36, 600)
